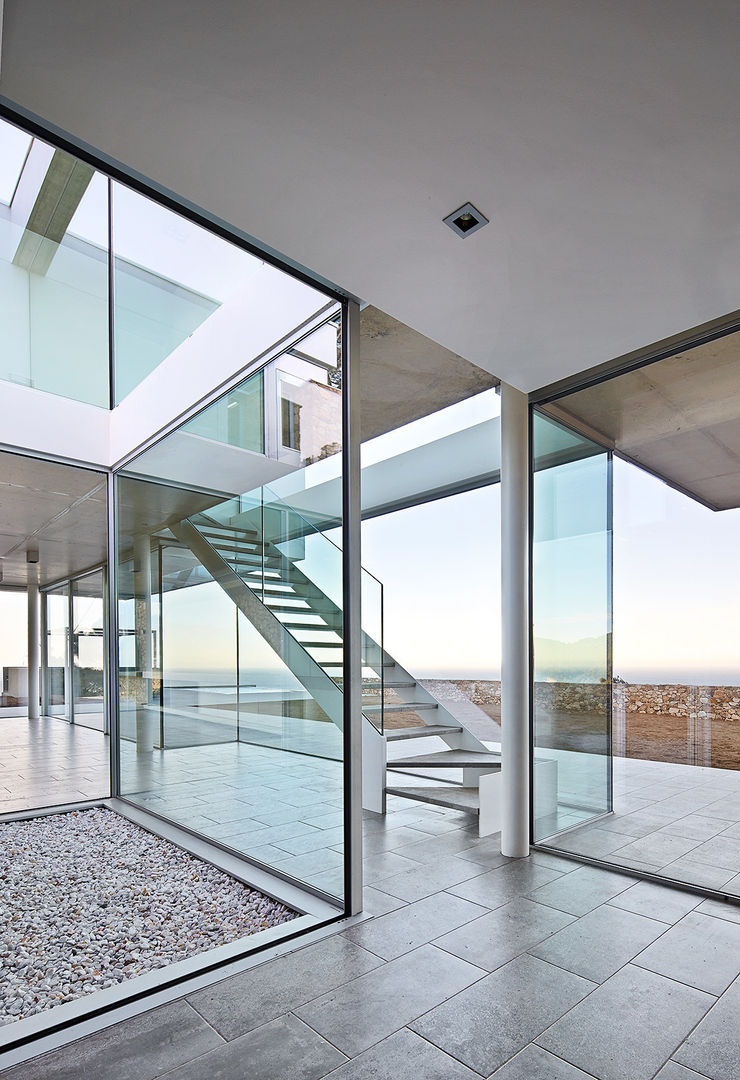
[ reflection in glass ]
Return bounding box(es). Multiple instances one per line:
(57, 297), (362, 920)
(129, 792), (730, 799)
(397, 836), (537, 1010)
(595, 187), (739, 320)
(532, 410), (612, 841)
(112, 183), (264, 404)
(45, 586), (70, 720)
(117, 309), (350, 902)
(72, 571), (107, 732)
(0, 117), (109, 406)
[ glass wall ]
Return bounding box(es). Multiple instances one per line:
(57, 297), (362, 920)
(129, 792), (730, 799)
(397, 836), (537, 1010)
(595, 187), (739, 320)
(117, 310), (348, 903)
(0, 117), (109, 406)
(532, 410), (612, 842)
(0, 113), (299, 411)
(0, 589), (28, 717)
(533, 327), (740, 898)
(111, 184), (267, 404)
(72, 571), (107, 732)
(45, 585), (71, 720)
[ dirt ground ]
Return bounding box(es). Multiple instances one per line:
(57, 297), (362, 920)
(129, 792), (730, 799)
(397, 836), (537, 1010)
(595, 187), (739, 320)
(475, 703), (740, 771)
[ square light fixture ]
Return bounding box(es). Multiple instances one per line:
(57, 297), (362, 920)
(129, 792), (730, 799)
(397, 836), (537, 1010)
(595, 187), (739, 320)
(443, 202), (489, 239)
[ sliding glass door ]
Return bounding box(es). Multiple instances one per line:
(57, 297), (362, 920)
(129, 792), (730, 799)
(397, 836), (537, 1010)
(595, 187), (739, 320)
(531, 409), (613, 842)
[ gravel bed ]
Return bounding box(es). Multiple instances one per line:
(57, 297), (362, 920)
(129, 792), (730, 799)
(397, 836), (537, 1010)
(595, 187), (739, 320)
(0, 807), (298, 1025)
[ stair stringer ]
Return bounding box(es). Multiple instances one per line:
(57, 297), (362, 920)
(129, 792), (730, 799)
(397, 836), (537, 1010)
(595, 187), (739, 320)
(170, 519), (345, 732)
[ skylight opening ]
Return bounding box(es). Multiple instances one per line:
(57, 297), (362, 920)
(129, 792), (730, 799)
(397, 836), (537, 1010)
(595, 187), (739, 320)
(0, 118), (33, 206)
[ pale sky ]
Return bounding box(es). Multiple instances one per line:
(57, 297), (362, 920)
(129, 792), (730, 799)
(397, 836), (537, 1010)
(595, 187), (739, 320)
(3, 388), (740, 685)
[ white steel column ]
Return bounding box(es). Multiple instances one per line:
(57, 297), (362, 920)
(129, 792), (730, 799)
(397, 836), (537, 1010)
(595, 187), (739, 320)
(27, 573), (40, 721)
(500, 382), (530, 858)
(134, 534), (153, 753)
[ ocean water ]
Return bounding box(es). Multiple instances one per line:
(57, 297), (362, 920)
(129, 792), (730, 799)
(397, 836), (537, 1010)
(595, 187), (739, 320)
(165, 666), (740, 690)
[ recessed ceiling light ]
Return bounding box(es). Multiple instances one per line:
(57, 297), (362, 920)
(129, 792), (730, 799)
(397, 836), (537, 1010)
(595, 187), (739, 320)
(443, 202), (489, 239)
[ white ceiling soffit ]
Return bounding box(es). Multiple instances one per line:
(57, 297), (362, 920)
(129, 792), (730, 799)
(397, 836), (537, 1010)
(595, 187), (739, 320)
(544, 328), (740, 511)
(1, 2), (740, 393)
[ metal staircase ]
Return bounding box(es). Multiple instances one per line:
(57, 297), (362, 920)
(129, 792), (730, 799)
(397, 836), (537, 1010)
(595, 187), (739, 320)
(169, 501), (502, 835)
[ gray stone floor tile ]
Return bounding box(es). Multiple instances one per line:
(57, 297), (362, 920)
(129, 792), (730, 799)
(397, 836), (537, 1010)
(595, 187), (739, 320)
(608, 880), (702, 923)
(673, 975), (740, 1080)
(343, 891), (488, 960)
(435, 897), (575, 970)
(723, 872), (740, 895)
(300, 810), (345, 829)
(655, 1063), (713, 1080)
(490, 1044), (598, 1079)
(272, 847), (344, 876)
(527, 850), (580, 873)
(361, 850), (420, 883)
(681, 835), (740, 873)
(529, 902), (669, 982)
(446, 860), (563, 908)
(275, 826), (345, 855)
(188, 936), (383, 1039)
(372, 854), (486, 902)
(362, 886), (407, 916)
(536, 964), (715, 1080)
(359, 826), (428, 854)
(661, 856), (737, 890)
(526, 864), (636, 916)
(453, 842), (512, 869)
(660, 816), (735, 842)
(3, 1001), (223, 1080)
(633, 911), (740, 995)
(694, 897), (740, 925)
(393, 829), (482, 863)
(608, 833), (701, 868)
(294, 944), (485, 1057)
(594, 811), (679, 838)
(410, 953), (595, 1076)
(319, 1027), (479, 1079)
(550, 826), (641, 857)
(161, 1014), (346, 1080)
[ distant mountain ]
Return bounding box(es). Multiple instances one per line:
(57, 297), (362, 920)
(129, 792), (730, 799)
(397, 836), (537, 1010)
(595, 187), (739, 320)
(534, 635), (607, 682)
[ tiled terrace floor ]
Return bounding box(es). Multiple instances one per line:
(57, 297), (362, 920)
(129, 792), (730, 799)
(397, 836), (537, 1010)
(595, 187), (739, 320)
(4, 715), (740, 899)
(546, 756), (740, 896)
(7, 796), (740, 1080)
(0, 716), (109, 814)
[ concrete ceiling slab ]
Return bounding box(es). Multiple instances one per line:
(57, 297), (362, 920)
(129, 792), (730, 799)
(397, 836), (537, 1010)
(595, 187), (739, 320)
(1, 1), (738, 391)
(0, 452), (107, 587)
(544, 329), (740, 509)
(359, 306), (496, 440)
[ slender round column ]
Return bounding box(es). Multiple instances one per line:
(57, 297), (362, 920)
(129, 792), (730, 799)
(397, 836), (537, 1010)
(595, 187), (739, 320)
(500, 382), (530, 857)
(134, 535), (153, 752)
(27, 576), (41, 721)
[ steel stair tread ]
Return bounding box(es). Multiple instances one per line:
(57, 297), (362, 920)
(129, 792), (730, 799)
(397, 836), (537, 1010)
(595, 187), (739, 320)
(385, 725), (463, 741)
(385, 786), (480, 813)
(387, 750), (501, 768)
(301, 640), (344, 648)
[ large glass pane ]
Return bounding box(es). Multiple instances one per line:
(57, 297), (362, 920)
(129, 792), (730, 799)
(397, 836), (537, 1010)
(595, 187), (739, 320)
(536, 329), (740, 896)
(112, 184), (264, 404)
(0, 590), (28, 718)
(117, 308), (347, 903)
(45, 585), (70, 720)
(72, 571), (107, 732)
(0, 117), (109, 406)
(532, 410), (612, 842)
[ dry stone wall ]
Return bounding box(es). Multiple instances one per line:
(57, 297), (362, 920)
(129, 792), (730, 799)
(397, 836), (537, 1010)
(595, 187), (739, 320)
(450, 679), (740, 722)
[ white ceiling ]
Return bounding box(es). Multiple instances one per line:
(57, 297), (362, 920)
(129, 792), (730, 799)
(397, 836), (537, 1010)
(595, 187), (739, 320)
(1, 1), (739, 392)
